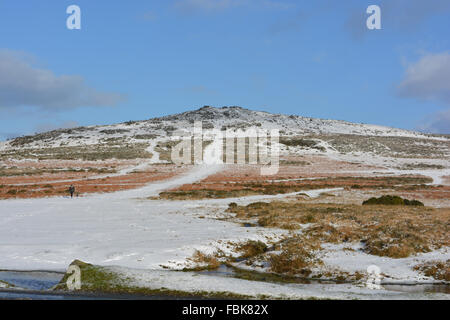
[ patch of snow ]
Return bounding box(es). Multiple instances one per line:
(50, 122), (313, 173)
(320, 243), (450, 284)
(110, 266), (449, 300)
(0, 194), (279, 271)
(146, 140), (161, 164)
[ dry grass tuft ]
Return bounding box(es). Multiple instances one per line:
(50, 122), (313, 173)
(414, 260), (450, 281)
(363, 195), (424, 206)
(236, 240), (268, 259)
(189, 250), (221, 270)
(160, 176), (434, 200)
(268, 237), (322, 276)
(228, 201), (449, 258)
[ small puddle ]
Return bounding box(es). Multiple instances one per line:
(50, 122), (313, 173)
(197, 265), (237, 278)
(383, 284), (450, 294)
(197, 265), (343, 285)
(0, 270), (219, 300)
(0, 270), (64, 291)
(197, 265), (450, 294)
(242, 223), (257, 228)
(0, 290), (105, 300)
(2, 268), (447, 299)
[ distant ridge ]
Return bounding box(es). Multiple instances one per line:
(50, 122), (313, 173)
(1, 105), (445, 152)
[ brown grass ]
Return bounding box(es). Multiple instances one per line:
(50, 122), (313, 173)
(188, 250), (221, 270)
(0, 164), (186, 199)
(236, 240), (268, 259)
(158, 189), (259, 200)
(1, 143), (152, 161)
(160, 175), (435, 200)
(268, 237), (322, 276)
(228, 201), (450, 258)
(414, 260), (450, 281)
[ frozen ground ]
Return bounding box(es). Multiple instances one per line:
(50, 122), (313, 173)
(320, 244), (449, 284)
(327, 153), (450, 185)
(0, 143), (279, 271)
(109, 266), (449, 300)
(0, 142), (448, 299)
(0, 162), (282, 271)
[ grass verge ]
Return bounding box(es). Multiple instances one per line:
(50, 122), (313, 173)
(53, 260), (252, 299)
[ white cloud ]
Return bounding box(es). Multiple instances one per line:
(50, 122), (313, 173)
(416, 109), (450, 134)
(0, 50), (125, 111)
(397, 52), (450, 105)
(383, 0), (450, 31)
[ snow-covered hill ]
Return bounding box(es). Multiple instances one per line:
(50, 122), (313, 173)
(159, 106), (430, 138)
(2, 106), (445, 150)
(1, 105), (449, 165)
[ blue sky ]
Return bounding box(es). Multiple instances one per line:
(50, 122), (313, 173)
(0, 0), (449, 140)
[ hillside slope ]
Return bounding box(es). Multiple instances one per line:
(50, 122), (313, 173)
(0, 106), (449, 162)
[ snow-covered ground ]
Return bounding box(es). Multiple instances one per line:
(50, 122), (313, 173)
(320, 244), (449, 284)
(0, 134), (448, 299)
(0, 150), (252, 271)
(306, 147), (450, 185)
(0, 143), (276, 271)
(109, 266), (449, 300)
(0, 193), (282, 271)
(0, 161), (448, 299)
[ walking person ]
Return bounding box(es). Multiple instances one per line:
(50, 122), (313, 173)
(69, 185), (75, 198)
